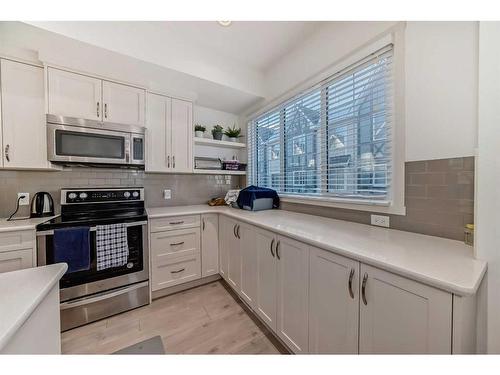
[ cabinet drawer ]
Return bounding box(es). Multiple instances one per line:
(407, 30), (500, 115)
(0, 230), (35, 253)
(151, 228), (200, 263)
(150, 215), (200, 232)
(151, 253), (201, 291)
(0, 248), (33, 273)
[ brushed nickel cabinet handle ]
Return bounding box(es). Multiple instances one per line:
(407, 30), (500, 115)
(233, 224), (237, 238)
(236, 224), (241, 239)
(348, 268), (355, 299)
(361, 273), (368, 305)
(276, 240), (281, 260)
(167, 155), (170, 168)
(169, 221), (184, 225)
(104, 103), (108, 119)
(270, 238), (275, 257)
(170, 241), (185, 246)
(202, 219), (205, 231)
(173, 155), (176, 168)
(97, 102), (100, 117)
(4, 144), (10, 162)
(171, 268), (185, 274)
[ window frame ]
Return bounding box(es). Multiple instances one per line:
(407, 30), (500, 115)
(247, 31), (406, 215)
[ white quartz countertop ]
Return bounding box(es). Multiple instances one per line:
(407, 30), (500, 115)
(0, 263), (67, 350)
(0, 216), (57, 233)
(147, 205), (487, 296)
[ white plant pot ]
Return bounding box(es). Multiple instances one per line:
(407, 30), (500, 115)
(228, 137), (238, 142)
(195, 131), (205, 138)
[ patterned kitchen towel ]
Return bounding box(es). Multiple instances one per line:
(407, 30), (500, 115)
(96, 223), (129, 271)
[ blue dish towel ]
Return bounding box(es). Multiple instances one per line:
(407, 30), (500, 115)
(237, 185), (280, 210)
(53, 227), (90, 273)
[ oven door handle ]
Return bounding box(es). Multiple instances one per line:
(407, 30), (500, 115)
(36, 220), (148, 236)
(60, 281), (149, 310)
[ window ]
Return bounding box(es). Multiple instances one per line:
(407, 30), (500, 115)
(248, 45), (394, 204)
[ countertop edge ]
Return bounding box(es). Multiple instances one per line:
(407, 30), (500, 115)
(147, 206), (487, 296)
(0, 263), (67, 351)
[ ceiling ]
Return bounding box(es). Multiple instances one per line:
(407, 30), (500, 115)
(26, 21), (325, 113)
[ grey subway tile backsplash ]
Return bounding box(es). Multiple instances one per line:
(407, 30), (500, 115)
(280, 156), (475, 241)
(0, 167), (240, 218)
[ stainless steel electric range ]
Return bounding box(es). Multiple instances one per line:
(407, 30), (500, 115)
(36, 187), (149, 331)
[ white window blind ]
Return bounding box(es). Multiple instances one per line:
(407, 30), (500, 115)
(248, 45), (394, 203)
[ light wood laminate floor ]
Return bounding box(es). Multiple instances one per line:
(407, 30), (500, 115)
(61, 281), (285, 354)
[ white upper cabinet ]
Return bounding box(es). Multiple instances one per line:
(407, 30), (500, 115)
(309, 247), (359, 354)
(47, 67), (102, 121)
(1, 59), (49, 169)
(276, 235), (309, 354)
(170, 98), (193, 173)
(201, 214), (219, 278)
(359, 264), (452, 354)
(146, 93), (171, 172)
(102, 80), (145, 126)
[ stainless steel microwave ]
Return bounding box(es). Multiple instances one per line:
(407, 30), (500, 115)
(47, 115), (145, 167)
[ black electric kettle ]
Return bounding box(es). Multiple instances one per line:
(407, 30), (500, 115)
(30, 192), (55, 218)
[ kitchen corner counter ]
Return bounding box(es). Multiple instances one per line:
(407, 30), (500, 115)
(0, 216), (57, 233)
(147, 205), (487, 296)
(0, 263), (67, 352)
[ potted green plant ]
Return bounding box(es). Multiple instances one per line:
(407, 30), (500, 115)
(211, 124), (224, 141)
(194, 124), (206, 138)
(224, 124), (242, 142)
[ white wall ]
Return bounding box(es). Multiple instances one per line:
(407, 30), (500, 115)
(475, 21), (500, 354)
(259, 21), (478, 162)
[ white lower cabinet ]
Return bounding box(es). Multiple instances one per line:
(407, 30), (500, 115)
(0, 248), (33, 273)
(308, 247), (359, 354)
(226, 219), (241, 290)
(358, 264), (452, 354)
(255, 228), (278, 330)
(239, 223), (257, 308)
(201, 214), (219, 277)
(218, 215), (231, 280)
(275, 236), (310, 353)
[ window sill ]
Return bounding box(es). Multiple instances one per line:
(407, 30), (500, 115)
(280, 195), (406, 215)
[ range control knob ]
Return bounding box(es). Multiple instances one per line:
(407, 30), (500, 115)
(68, 193), (77, 199)
(123, 191), (131, 198)
(132, 191), (139, 198)
(79, 192), (88, 199)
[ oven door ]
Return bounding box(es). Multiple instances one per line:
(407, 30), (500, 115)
(47, 123), (131, 165)
(37, 221), (149, 302)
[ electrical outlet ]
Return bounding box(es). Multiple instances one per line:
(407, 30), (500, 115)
(163, 189), (171, 200)
(371, 214), (390, 228)
(18, 193), (30, 206)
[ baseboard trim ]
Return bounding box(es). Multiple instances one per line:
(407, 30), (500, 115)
(151, 274), (221, 300)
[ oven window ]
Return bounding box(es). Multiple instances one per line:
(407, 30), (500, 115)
(56, 130), (125, 159)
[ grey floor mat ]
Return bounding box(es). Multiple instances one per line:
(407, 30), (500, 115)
(113, 335), (165, 355)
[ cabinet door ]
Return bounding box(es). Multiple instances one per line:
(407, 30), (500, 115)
(1, 60), (48, 169)
(0, 249), (33, 273)
(255, 228), (277, 330)
(359, 264), (452, 354)
(276, 235), (309, 353)
(239, 223), (257, 308)
(309, 247), (359, 354)
(145, 93), (171, 172)
(47, 67), (102, 121)
(226, 219), (241, 291)
(170, 98), (193, 172)
(201, 214), (219, 277)
(102, 81), (145, 126)
(218, 215), (231, 280)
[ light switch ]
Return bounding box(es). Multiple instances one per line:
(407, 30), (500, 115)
(163, 189), (171, 200)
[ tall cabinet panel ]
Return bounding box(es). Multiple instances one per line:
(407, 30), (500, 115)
(359, 264), (452, 354)
(170, 98), (193, 173)
(239, 223), (257, 308)
(308, 247), (359, 354)
(47, 67), (102, 121)
(146, 93), (171, 172)
(102, 80), (145, 126)
(1, 59), (48, 169)
(276, 235), (309, 353)
(201, 214), (219, 277)
(226, 219), (241, 291)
